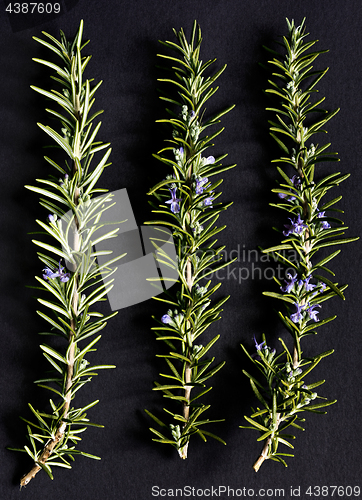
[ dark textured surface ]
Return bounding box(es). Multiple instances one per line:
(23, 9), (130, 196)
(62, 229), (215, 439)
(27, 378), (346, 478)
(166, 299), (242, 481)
(0, 0), (361, 498)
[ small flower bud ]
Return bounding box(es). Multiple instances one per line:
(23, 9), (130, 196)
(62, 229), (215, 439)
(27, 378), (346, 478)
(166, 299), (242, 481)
(161, 314), (172, 324)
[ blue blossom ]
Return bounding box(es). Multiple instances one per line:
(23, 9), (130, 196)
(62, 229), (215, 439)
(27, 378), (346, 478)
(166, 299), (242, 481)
(195, 177), (209, 194)
(281, 272), (298, 293)
(278, 192), (296, 201)
(43, 261), (70, 283)
(317, 211), (331, 229)
(290, 302), (305, 323)
(165, 188), (182, 214)
(42, 267), (59, 280)
(307, 303), (321, 322)
(57, 266), (70, 283)
(304, 276), (316, 292)
(278, 175), (301, 201)
(48, 214), (56, 223)
(283, 214), (307, 237)
(201, 155), (215, 166)
(161, 314), (172, 324)
(291, 175), (301, 189)
(253, 335), (265, 351)
(203, 193), (214, 207)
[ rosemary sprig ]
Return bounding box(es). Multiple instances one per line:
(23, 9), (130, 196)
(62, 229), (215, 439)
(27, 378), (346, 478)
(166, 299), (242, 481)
(145, 21), (235, 459)
(10, 21), (121, 487)
(241, 18), (358, 471)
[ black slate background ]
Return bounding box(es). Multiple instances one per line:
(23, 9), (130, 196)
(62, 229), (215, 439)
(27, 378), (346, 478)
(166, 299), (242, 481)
(0, 0), (361, 499)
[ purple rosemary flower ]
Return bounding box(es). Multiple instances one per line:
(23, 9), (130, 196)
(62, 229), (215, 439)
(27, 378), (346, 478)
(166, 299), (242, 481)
(278, 175), (301, 201)
(48, 214), (55, 223)
(205, 156), (215, 165)
(307, 303), (321, 322)
(203, 193), (214, 207)
(42, 267), (59, 280)
(58, 268), (70, 282)
(317, 211), (331, 229)
(283, 214), (307, 237)
(278, 192), (296, 202)
(304, 276), (316, 292)
(291, 175), (301, 189)
(190, 110), (196, 118)
(290, 302), (305, 323)
(161, 314), (172, 324)
(253, 335), (265, 351)
(165, 188), (182, 214)
(43, 261), (70, 283)
(281, 272), (298, 293)
(195, 177), (209, 195)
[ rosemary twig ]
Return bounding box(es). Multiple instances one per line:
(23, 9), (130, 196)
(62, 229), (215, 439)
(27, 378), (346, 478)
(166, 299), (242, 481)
(13, 21), (121, 487)
(241, 18), (358, 471)
(145, 20), (236, 458)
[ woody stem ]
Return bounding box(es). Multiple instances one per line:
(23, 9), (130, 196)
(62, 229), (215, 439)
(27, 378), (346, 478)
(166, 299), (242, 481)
(20, 87), (82, 487)
(253, 414), (281, 472)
